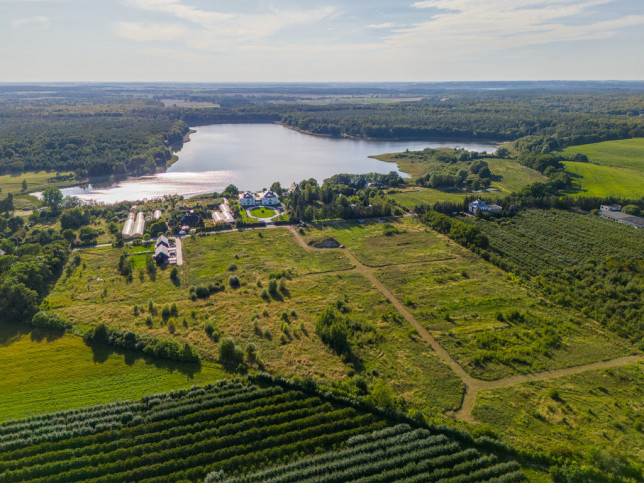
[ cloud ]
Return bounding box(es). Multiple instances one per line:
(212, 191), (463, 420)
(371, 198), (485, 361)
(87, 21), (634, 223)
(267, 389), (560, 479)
(388, 0), (644, 56)
(366, 23), (396, 29)
(11, 15), (49, 29)
(113, 22), (188, 42)
(116, 0), (336, 49)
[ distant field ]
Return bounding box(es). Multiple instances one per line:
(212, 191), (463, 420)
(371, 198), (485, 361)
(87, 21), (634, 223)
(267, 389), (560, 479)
(0, 170), (76, 198)
(473, 362), (644, 473)
(388, 187), (467, 209)
(563, 161), (644, 198)
(486, 158), (546, 193)
(0, 325), (225, 422)
(563, 137), (644, 171)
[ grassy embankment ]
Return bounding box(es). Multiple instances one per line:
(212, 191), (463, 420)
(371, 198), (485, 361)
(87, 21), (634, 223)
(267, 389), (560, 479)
(0, 325), (225, 422)
(562, 138), (644, 198)
(301, 218), (627, 381)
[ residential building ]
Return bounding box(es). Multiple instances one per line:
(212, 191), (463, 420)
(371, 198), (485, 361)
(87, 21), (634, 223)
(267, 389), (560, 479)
(260, 191), (279, 206)
(153, 244), (169, 264)
(239, 192), (256, 207)
(468, 199), (503, 215)
(156, 235), (169, 248)
(600, 204), (622, 212)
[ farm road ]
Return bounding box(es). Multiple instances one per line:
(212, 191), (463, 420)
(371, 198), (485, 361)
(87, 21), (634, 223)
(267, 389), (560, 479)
(287, 226), (643, 423)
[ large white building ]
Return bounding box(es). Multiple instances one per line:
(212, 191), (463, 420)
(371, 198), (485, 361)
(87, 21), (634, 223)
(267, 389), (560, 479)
(238, 191), (280, 207)
(468, 199), (502, 215)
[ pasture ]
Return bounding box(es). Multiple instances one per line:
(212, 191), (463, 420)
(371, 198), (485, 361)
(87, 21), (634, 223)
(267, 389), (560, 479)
(473, 362), (644, 475)
(0, 325), (225, 422)
(0, 170), (77, 197)
(562, 137), (644, 172)
(563, 161), (644, 198)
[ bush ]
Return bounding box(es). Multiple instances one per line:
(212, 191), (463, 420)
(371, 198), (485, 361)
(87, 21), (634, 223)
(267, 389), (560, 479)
(268, 278), (278, 295)
(31, 311), (71, 331)
(145, 314), (153, 326)
(260, 288), (269, 300)
(218, 337), (244, 365)
(227, 263), (237, 271)
(170, 266), (180, 285)
(195, 286), (210, 298)
(229, 276), (240, 288)
(170, 302), (178, 317)
(161, 305), (171, 320)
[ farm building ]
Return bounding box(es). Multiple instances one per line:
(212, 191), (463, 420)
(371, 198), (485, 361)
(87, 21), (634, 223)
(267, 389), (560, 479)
(468, 199), (502, 215)
(599, 210), (644, 229)
(122, 212), (136, 239)
(153, 244), (169, 264)
(600, 204), (622, 212)
(154, 209), (163, 220)
(132, 212), (146, 238)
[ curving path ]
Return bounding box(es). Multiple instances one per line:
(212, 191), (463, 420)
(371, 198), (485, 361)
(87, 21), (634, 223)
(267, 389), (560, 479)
(288, 226), (643, 423)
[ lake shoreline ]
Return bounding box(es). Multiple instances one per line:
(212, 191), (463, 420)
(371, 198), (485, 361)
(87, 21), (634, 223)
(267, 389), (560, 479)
(276, 121), (501, 146)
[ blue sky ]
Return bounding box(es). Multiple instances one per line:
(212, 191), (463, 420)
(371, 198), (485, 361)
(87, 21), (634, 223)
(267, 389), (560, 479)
(1, 0), (643, 81)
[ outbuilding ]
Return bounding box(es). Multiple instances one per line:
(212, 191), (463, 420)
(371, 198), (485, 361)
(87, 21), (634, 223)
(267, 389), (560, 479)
(154, 244), (169, 264)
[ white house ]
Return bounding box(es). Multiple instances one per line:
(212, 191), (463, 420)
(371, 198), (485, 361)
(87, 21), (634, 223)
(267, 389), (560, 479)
(260, 191), (279, 206)
(239, 192), (256, 207)
(468, 199), (502, 215)
(600, 204), (621, 212)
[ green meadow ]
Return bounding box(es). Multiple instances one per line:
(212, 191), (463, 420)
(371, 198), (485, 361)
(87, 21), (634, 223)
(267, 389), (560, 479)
(563, 161), (644, 198)
(563, 137), (644, 171)
(0, 325), (225, 422)
(473, 362), (644, 474)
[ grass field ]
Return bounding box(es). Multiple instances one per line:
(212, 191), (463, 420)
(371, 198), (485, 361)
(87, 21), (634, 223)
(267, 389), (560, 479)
(0, 170), (77, 198)
(560, 138), (644, 198)
(302, 218), (628, 380)
(49, 228), (463, 416)
(473, 362), (644, 475)
(486, 158), (547, 193)
(563, 137), (644, 172)
(0, 325), (225, 422)
(388, 187), (468, 209)
(562, 161), (644, 198)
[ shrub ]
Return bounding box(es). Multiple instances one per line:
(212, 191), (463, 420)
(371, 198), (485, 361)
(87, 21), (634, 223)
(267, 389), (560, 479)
(161, 305), (171, 320)
(227, 263), (238, 271)
(260, 288), (269, 300)
(31, 311), (71, 331)
(228, 275), (241, 288)
(168, 322), (176, 334)
(170, 302), (178, 317)
(263, 328), (272, 339)
(195, 286), (210, 298)
(218, 337), (244, 365)
(170, 267), (180, 285)
(133, 304), (139, 316)
(148, 300), (155, 314)
(279, 278), (287, 293)
(268, 278), (278, 295)
(145, 315), (153, 326)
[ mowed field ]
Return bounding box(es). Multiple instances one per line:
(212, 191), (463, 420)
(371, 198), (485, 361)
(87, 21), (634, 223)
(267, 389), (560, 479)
(49, 227), (463, 416)
(0, 325), (225, 422)
(562, 138), (644, 198)
(473, 361), (644, 473)
(302, 218), (628, 380)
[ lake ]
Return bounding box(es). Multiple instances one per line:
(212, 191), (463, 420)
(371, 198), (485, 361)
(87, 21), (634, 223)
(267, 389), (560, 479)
(60, 123), (497, 203)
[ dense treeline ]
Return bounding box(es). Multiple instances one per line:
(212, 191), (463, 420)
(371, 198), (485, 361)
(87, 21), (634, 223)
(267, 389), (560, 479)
(285, 173), (403, 222)
(279, 93), (644, 145)
(0, 106), (187, 176)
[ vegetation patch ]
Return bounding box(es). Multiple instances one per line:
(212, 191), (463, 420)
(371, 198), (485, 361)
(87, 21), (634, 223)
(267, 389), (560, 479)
(249, 206), (276, 218)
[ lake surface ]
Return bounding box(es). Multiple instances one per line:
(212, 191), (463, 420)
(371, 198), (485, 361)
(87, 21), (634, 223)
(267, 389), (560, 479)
(61, 124), (496, 203)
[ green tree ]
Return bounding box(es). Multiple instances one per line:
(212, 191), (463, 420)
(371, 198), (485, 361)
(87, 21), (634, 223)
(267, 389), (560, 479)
(21, 179), (27, 191)
(42, 187), (63, 212)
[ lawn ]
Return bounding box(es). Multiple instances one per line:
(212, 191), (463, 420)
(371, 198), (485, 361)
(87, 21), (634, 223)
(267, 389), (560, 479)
(562, 161), (644, 198)
(562, 137), (644, 172)
(249, 206), (277, 218)
(473, 362), (644, 474)
(0, 324), (225, 422)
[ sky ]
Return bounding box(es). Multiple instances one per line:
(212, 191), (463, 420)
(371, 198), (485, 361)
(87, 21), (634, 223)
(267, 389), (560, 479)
(1, 0), (643, 82)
